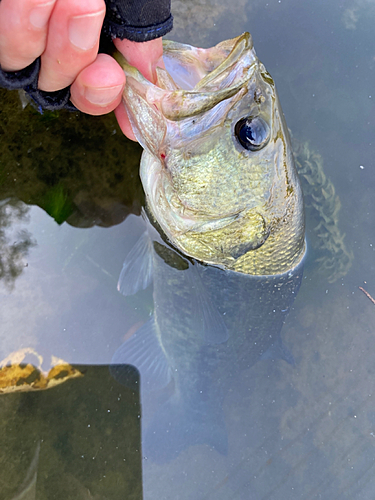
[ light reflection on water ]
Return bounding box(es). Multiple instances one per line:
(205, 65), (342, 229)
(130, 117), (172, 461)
(0, 0), (375, 498)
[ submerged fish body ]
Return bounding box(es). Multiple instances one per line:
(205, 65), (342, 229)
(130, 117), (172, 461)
(111, 220), (303, 461)
(111, 33), (306, 461)
(119, 33), (305, 276)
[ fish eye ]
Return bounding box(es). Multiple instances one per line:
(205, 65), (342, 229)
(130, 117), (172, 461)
(234, 116), (270, 151)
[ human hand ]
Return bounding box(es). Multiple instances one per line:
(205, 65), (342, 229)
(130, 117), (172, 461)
(0, 0), (164, 142)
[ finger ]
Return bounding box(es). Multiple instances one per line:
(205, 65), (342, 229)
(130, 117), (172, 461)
(70, 53), (125, 115)
(114, 102), (137, 142)
(38, 0), (105, 91)
(0, 0), (56, 71)
(114, 37), (164, 83)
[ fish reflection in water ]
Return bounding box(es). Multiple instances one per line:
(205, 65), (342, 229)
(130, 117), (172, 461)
(110, 219), (303, 462)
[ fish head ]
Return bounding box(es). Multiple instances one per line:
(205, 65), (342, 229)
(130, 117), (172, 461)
(119, 33), (305, 275)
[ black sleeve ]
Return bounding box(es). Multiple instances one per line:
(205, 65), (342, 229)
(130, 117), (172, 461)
(0, 0), (173, 112)
(0, 58), (76, 111)
(104, 0), (173, 42)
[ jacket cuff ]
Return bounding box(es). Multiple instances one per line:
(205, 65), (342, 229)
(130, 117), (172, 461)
(103, 14), (173, 42)
(25, 86), (77, 112)
(0, 58), (77, 112)
(0, 58), (40, 90)
(103, 0), (173, 42)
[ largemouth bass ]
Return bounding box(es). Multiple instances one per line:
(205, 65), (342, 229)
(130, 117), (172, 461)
(111, 33), (305, 463)
(117, 33), (305, 275)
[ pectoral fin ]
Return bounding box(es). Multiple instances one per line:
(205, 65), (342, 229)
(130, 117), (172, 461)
(117, 231), (154, 297)
(110, 318), (171, 392)
(188, 265), (229, 345)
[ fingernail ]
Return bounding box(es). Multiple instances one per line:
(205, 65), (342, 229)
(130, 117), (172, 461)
(84, 85), (123, 105)
(30, 1), (56, 29)
(68, 11), (104, 50)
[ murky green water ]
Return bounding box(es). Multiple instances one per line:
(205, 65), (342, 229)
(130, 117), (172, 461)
(0, 0), (375, 498)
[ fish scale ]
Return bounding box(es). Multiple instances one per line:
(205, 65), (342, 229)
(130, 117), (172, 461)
(169, 147), (271, 215)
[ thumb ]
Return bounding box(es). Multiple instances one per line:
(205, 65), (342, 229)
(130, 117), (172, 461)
(113, 37), (164, 83)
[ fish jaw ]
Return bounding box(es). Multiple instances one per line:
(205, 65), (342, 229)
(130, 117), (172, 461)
(121, 33), (305, 276)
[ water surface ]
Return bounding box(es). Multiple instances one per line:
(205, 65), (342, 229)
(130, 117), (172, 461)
(0, 1), (374, 498)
